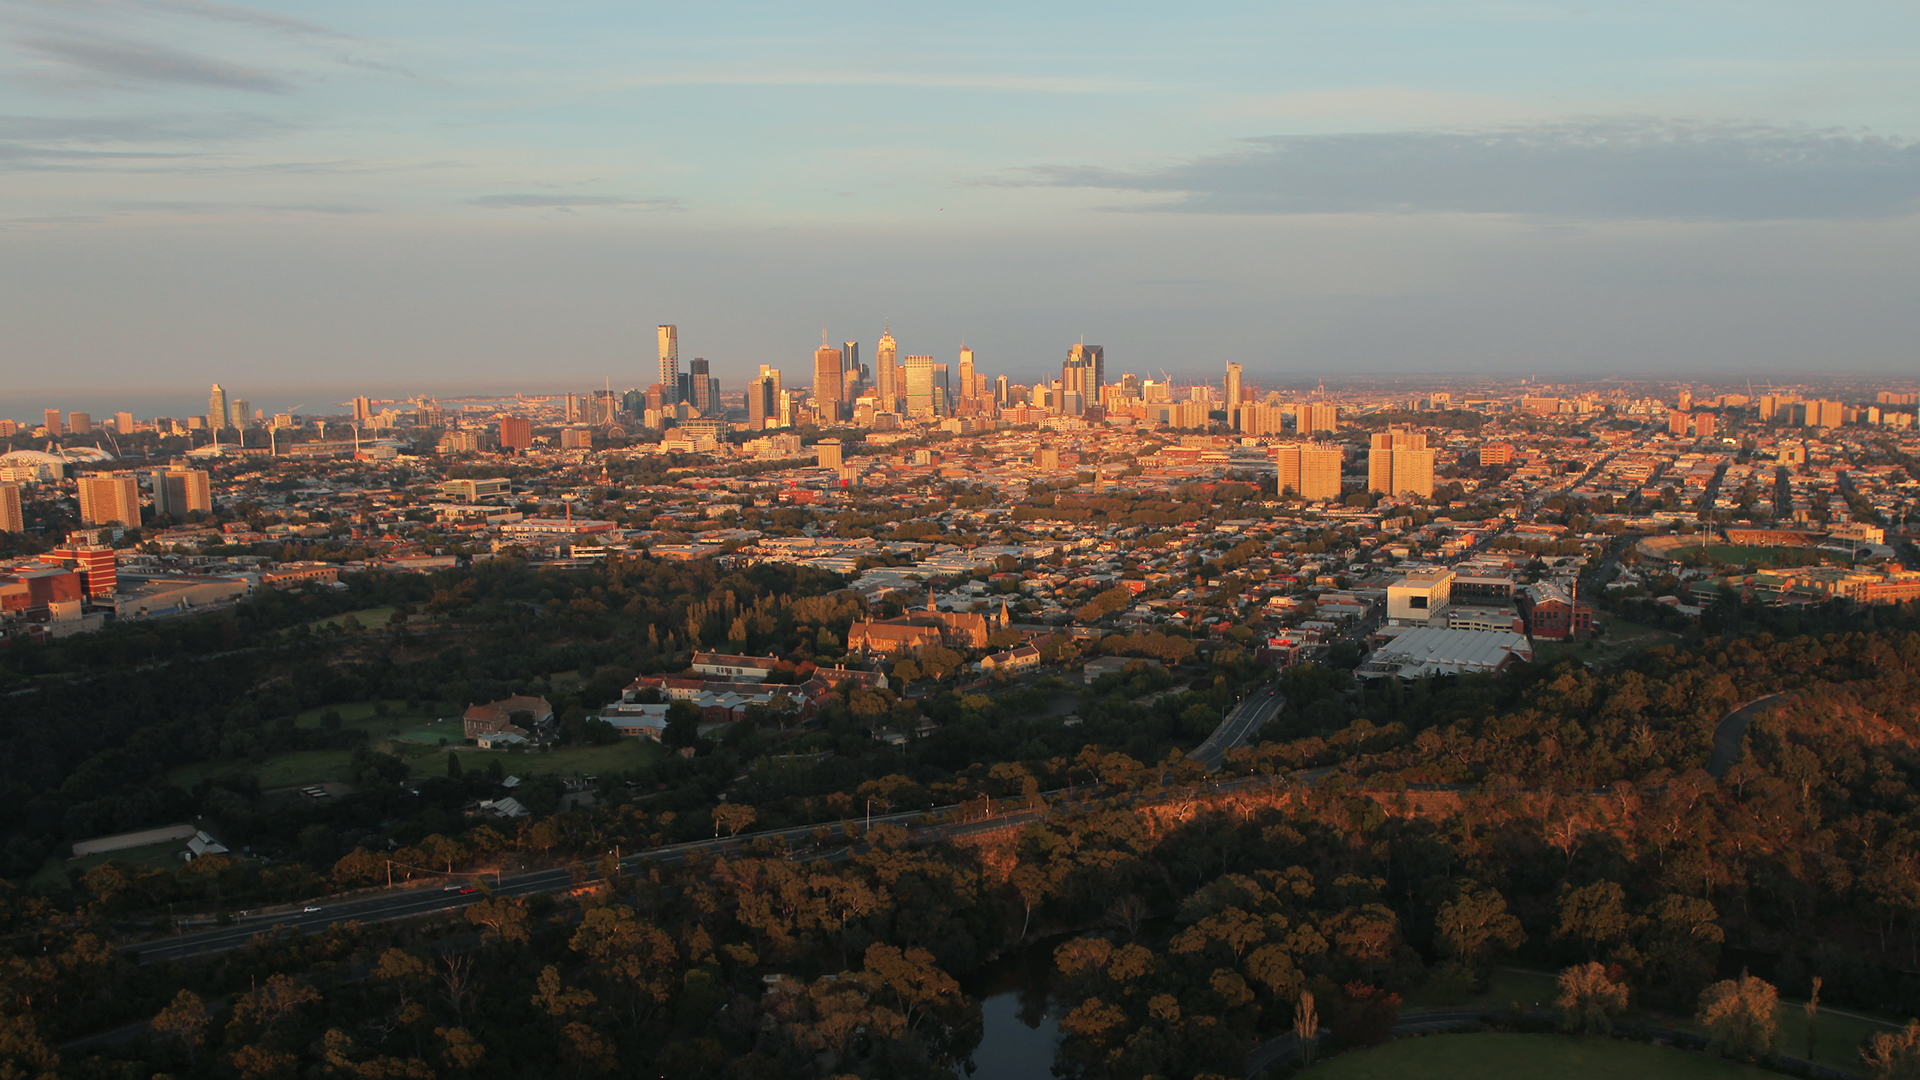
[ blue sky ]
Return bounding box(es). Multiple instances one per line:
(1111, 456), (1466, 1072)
(3, 0), (1919, 411)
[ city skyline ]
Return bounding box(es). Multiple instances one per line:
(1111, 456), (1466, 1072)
(5, 3), (1920, 393)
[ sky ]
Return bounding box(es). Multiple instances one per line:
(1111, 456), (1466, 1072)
(3, 0), (1919, 416)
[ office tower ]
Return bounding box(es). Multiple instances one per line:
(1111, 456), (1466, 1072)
(813, 336), (844, 421)
(77, 473), (140, 526)
(622, 388), (646, 417)
(657, 325), (681, 404)
(591, 389), (619, 425)
(114, 411), (134, 434)
(564, 393), (583, 423)
(994, 374), (1010, 405)
(842, 341), (862, 396)
(152, 469), (212, 517)
(1225, 363), (1243, 407)
(932, 364), (950, 417)
(1273, 443), (1344, 501)
(208, 385), (228, 431)
(51, 540), (117, 598)
(690, 358), (713, 413)
(1669, 410), (1690, 437)
(958, 345), (975, 404)
(874, 323), (900, 411)
(67, 412), (91, 435)
(229, 400), (250, 429)
(748, 371), (775, 430)
(1298, 402), (1338, 436)
(498, 416), (533, 451)
(43, 409), (61, 434)
(816, 439), (843, 468)
(1368, 428), (1433, 498)
(645, 384), (665, 415)
(904, 355), (937, 416)
(0, 482), (21, 534)
(0, 420), (16, 437)
(1060, 350), (1097, 416)
(1066, 344), (1104, 406)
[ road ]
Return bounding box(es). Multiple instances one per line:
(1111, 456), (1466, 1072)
(1707, 692), (1789, 778)
(1188, 682), (1287, 771)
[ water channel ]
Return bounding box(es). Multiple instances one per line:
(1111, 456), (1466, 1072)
(963, 937), (1064, 1078)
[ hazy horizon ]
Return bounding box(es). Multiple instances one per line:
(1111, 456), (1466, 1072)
(5, 2), (1920, 390)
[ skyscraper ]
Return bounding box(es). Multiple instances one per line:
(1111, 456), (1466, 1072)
(749, 366), (782, 430)
(230, 400), (250, 429)
(904, 355), (936, 417)
(842, 341), (862, 396)
(1225, 363), (1244, 428)
(813, 335), (844, 421)
(0, 482), (22, 534)
(208, 385), (228, 431)
(958, 345), (975, 405)
(690, 358), (713, 413)
(657, 325), (680, 405)
(1368, 428), (1434, 498)
(77, 474), (140, 527)
(1066, 344), (1104, 407)
(875, 324), (899, 412)
(932, 363), (951, 417)
(353, 396), (372, 423)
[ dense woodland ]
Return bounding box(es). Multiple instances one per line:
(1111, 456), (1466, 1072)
(4, 548), (1920, 1077)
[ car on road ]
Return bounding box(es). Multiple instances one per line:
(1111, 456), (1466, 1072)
(302, 906), (322, 913)
(458, 887), (477, 894)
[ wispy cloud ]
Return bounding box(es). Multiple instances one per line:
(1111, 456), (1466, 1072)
(614, 70), (1151, 94)
(1008, 119), (1920, 221)
(472, 194), (684, 210)
(18, 33), (294, 92)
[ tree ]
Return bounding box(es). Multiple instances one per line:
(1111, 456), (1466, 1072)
(1698, 973), (1778, 1059)
(466, 896), (530, 944)
(150, 988), (211, 1062)
(234, 974), (321, 1031)
(447, 752), (463, 779)
(1330, 982), (1400, 1048)
(1557, 880), (1631, 961)
(1293, 991), (1320, 1065)
(1556, 962), (1629, 1034)
(1434, 884), (1526, 967)
(1862, 1019), (1920, 1080)
(712, 802), (758, 838)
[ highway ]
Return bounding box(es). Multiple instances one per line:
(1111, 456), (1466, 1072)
(1188, 682), (1287, 771)
(131, 800), (1053, 964)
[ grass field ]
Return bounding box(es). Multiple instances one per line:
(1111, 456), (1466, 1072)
(1405, 967), (1559, 1011)
(305, 606), (397, 632)
(1305, 1033), (1772, 1080)
(29, 838), (187, 888)
(1535, 618), (1677, 668)
(291, 700), (455, 738)
(170, 749), (359, 789)
(1674, 545), (1839, 569)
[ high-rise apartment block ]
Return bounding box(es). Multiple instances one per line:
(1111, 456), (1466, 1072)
(77, 474), (140, 527)
(1239, 403), (1287, 436)
(1225, 363), (1244, 427)
(353, 396), (372, 423)
(68, 412), (92, 435)
(1298, 402), (1338, 436)
(230, 400), (251, 429)
(1794, 400), (1843, 428)
(1368, 428), (1434, 499)
(816, 439), (843, 469)
(152, 469), (212, 518)
(1669, 410), (1691, 437)
(1695, 413), (1717, 439)
(1479, 442), (1513, 466)
(657, 325), (680, 405)
(0, 482), (22, 534)
(1272, 443), (1344, 501)
(43, 409), (61, 434)
(499, 416), (533, 451)
(114, 412), (134, 434)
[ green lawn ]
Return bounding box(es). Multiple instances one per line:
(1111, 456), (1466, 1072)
(1304, 1033), (1773, 1080)
(170, 749), (359, 789)
(1536, 618), (1677, 668)
(305, 606), (397, 632)
(1406, 967), (1560, 1011)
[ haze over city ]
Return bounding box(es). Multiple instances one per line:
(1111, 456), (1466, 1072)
(5, 0), (1920, 406)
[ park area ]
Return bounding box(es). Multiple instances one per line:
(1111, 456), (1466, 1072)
(1304, 1033), (1774, 1079)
